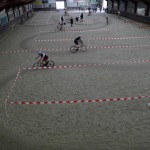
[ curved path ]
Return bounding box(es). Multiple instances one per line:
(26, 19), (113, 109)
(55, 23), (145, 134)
(0, 11), (150, 150)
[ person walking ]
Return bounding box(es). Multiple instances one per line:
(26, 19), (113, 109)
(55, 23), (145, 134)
(106, 14), (108, 24)
(75, 16), (79, 22)
(70, 17), (73, 27)
(118, 10), (121, 19)
(60, 15), (64, 24)
(80, 13), (83, 22)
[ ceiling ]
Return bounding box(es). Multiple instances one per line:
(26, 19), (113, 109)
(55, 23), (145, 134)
(111, 0), (150, 4)
(129, 0), (150, 3)
(0, 0), (150, 12)
(0, 0), (34, 11)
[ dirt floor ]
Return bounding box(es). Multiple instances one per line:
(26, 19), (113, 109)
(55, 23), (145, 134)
(0, 10), (150, 150)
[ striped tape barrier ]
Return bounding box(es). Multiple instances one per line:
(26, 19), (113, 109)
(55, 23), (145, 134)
(4, 69), (21, 104)
(40, 28), (109, 33)
(32, 20), (51, 22)
(76, 21), (93, 24)
(34, 36), (150, 42)
(23, 59), (150, 70)
(17, 23), (54, 26)
(139, 25), (150, 29)
(125, 19), (150, 29)
(6, 95), (150, 105)
(1, 44), (150, 54)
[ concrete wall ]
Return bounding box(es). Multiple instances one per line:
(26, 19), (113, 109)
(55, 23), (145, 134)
(107, 0), (113, 12)
(119, 0), (126, 12)
(0, 10), (8, 26)
(108, 0), (150, 24)
(149, 4), (150, 16)
(113, 0), (118, 11)
(127, 1), (135, 14)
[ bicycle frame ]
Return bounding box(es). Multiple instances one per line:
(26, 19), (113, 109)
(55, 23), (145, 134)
(75, 42), (84, 49)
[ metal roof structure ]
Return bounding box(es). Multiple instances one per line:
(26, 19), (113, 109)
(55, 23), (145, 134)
(0, 0), (34, 11)
(0, 0), (150, 12)
(112, 0), (150, 4)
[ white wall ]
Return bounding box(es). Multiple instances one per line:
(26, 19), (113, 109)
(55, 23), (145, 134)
(137, 1), (146, 16)
(67, 3), (77, 7)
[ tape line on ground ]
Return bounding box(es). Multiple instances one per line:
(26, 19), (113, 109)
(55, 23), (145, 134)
(4, 69), (21, 103)
(22, 59), (150, 70)
(1, 44), (150, 54)
(34, 36), (150, 42)
(6, 95), (150, 105)
(17, 23), (54, 26)
(40, 28), (110, 33)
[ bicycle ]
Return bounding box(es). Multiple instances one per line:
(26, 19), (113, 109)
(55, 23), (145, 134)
(55, 23), (65, 32)
(33, 60), (55, 67)
(88, 11), (92, 16)
(70, 43), (87, 53)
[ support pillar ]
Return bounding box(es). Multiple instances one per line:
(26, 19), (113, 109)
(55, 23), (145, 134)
(6, 10), (9, 21)
(112, 0), (114, 9)
(125, 0), (128, 12)
(118, 0), (120, 10)
(134, 1), (137, 14)
(145, 3), (149, 16)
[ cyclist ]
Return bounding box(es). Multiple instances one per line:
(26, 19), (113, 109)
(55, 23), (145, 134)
(88, 10), (92, 16)
(74, 35), (83, 49)
(35, 51), (49, 66)
(56, 22), (63, 31)
(80, 13), (83, 22)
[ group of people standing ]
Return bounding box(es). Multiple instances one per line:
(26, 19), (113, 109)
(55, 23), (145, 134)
(70, 13), (83, 27)
(88, 7), (97, 13)
(56, 12), (84, 30)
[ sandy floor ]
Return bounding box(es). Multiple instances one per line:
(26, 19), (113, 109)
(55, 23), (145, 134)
(0, 10), (150, 150)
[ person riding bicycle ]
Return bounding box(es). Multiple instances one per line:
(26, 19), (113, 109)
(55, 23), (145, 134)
(36, 52), (49, 66)
(88, 10), (92, 16)
(56, 22), (63, 31)
(74, 36), (83, 49)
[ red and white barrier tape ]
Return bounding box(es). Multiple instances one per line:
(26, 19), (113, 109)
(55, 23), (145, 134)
(77, 21), (93, 24)
(34, 36), (150, 42)
(40, 28), (109, 33)
(1, 44), (150, 54)
(139, 25), (150, 29)
(125, 20), (150, 29)
(32, 20), (51, 22)
(6, 95), (150, 105)
(17, 23), (54, 26)
(4, 69), (21, 103)
(23, 59), (150, 70)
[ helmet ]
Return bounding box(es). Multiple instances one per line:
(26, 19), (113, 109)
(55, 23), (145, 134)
(38, 51), (42, 55)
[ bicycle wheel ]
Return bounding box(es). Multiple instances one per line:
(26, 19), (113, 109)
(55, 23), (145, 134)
(70, 46), (77, 53)
(33, 62), (41, 67)
(55, 26), (59, 32)
(62, 27), (65, 32)
(47, 60), (55, 67)
(80, 45), (87, 52)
